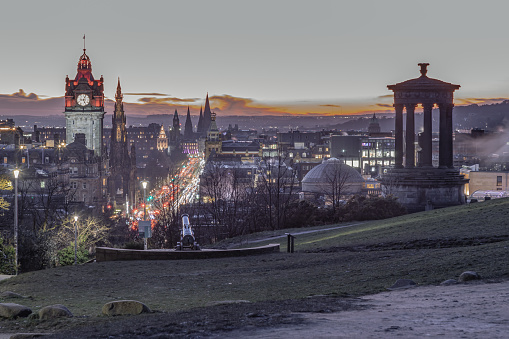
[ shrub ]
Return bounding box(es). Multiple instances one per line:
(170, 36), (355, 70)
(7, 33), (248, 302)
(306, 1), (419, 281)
(283, 200), (318, 228)
(57, 243), (90, 266)
(0, 237), (15, 275)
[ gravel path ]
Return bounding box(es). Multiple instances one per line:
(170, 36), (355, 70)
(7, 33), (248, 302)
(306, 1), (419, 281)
(219, 280), (509, 339)
(228, 222), (365, 248)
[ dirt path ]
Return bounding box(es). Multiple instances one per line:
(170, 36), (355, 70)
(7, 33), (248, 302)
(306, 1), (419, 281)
(218, 280), (509, 338)
(229, 222), (365, 249)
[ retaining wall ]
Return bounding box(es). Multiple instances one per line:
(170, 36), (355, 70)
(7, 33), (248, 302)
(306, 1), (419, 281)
(96, 244), (280, 262)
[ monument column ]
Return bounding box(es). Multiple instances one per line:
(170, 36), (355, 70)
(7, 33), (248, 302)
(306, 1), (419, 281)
(394, 104), (404, 168)
(405, 103), (416, 168)
(421, 103), (433, 167)
(445, 104), (454, 168)
(438, 103), (449, 168)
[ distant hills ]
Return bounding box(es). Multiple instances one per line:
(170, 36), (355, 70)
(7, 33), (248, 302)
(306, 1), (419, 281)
(3, 101), (509, 133)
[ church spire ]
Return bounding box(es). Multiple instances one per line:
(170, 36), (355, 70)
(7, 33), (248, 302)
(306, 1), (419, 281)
(203, 93), (212, 132)
(115, 77), (122, 100)
(184, 106), (193, 140)
(173, 109), (180, 132)
(197, 106), (204, 135)
(114, 78), (124, 120)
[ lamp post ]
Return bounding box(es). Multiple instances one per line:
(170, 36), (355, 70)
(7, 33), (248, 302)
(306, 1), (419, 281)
(13, 169), (19, 275)
(74, 215), (78, 265)
(142, 181), (148, 250)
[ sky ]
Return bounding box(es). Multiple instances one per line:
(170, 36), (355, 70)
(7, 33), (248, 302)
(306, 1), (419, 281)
(1, 0), (509, 117)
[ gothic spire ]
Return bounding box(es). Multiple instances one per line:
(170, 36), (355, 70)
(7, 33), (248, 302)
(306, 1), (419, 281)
(197, 106), (204, 134)
(184, 106), (193, 139)
(115, 77), (122, 100)
(113, 78), (124, 120)
(203, 93), (212, 132)
(173, 109), (180, 131)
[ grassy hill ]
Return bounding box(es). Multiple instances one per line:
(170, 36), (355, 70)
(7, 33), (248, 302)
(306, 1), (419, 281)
(0, 198), (508, 335)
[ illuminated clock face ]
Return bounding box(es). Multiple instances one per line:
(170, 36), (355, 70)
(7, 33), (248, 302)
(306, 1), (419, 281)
(77, 94), (90, 106)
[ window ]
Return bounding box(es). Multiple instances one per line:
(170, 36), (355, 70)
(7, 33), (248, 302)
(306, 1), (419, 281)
(497, 176), (502, 187)
(22, 157), (25, 164)
(83, 183), (87, 189)
(71, 182), (77, 189)
(41, 181), (45, 188)
(3, 157), (6, 164)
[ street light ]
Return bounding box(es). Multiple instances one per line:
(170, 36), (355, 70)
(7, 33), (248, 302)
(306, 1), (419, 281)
(141, 181), (148, 250)
(74, 215), (78, 265)
(13, 169), (19, 275)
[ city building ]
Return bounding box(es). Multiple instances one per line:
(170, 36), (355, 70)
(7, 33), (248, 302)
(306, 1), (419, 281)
(204, 113), (221, 159)
(64, 45), (105, 156)
(0, 120), (23, 145)
(108, 79), (137, 208)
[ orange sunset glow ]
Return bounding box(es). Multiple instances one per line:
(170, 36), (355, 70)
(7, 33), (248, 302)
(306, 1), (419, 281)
(1, 89), (507, 118)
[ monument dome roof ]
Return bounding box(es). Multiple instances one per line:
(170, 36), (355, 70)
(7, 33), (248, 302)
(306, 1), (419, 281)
(302, 158), (364, 184)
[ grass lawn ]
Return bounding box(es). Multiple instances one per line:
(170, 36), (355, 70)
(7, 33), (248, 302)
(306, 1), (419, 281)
(0, 198), (508, 334)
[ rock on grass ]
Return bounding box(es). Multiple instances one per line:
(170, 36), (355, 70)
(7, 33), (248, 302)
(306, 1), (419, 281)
(0, 303), (32, 318)
(459, 271), (481, 282)
(39, 304), (73, 320)
(102, 300), (151, 316)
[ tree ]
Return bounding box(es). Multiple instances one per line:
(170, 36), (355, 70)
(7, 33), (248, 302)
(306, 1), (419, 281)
(256, 152), (299, 230)
(199, 162), (254, 240)
(0, 174), (12, 211)
(322, 159), (356, 212)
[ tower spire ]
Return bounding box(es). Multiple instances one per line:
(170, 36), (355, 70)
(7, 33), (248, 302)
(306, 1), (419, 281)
(83, 34), (86, 52)
(197, 106), (204, 135)
(116, 77), (122, 100)
(184, 106), (193, 139)
(203, 93), (212, 132)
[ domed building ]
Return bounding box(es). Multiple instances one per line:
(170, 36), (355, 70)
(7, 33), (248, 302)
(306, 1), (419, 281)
(301, 158), (365, 197)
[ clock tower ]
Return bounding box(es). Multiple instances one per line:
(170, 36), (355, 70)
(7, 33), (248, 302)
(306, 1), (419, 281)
(64, 45), (105, 156)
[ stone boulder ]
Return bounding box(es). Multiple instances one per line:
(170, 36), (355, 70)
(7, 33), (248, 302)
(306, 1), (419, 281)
(39, 304), (73, 320)
(459, 271), (481, 282)
(102, 300), (151, 316)
(387, 279), (417, 290)
(0, 303), (32, 318)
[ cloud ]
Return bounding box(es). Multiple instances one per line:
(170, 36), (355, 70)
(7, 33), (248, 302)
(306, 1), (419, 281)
(0, 89), (397, 118)
(124, 92), (170, 96)
(137, 97), (198, 104)
(209, 95), (291, 116)
(456, 97), (509, 106)
(0, 89), (62, 116)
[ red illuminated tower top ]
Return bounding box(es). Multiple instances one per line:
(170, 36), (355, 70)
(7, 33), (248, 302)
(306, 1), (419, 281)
(64, 39), (104, 110)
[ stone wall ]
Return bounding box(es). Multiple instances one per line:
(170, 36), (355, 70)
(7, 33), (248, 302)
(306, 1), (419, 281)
(96, 244), (280, 262)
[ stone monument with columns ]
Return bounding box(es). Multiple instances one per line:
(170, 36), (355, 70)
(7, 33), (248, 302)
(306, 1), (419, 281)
(381, 63), (468, 212)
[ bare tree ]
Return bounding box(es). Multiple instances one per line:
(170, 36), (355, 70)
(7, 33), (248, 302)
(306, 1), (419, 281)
(322, 159), (356, 212)
(199, 162), (255, 240)
(256, 153), (298, 230)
